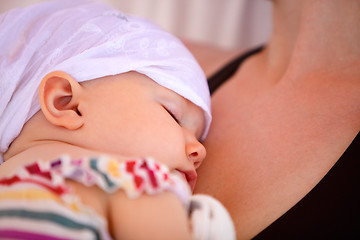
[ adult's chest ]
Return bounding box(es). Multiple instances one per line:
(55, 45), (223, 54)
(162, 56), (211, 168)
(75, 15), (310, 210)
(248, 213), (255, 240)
(197, 73), (360, 237)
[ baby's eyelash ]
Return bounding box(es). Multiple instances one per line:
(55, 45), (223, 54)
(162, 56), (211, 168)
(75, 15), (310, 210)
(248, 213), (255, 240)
(163, 106), (180, 124)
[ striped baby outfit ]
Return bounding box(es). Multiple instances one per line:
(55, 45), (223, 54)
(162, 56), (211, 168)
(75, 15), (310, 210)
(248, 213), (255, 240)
(0, 155), (191, 239)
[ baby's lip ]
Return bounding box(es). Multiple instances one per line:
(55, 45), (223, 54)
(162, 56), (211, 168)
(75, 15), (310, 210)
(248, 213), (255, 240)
(175, 169), (197, 191)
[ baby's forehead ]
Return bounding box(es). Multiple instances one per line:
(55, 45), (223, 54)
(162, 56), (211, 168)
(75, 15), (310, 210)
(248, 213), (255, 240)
(81, 71), (207, 139)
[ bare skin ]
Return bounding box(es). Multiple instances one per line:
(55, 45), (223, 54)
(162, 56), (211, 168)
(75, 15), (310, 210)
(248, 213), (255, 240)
(182, 40), (244, 77)
(194, 0), (360, 239)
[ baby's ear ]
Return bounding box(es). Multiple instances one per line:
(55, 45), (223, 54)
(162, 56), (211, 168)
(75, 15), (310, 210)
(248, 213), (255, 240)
(39, 71), (84, 130)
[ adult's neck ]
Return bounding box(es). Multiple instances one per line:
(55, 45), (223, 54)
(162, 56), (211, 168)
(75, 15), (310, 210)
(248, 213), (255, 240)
(263, 0), (360, 81)
(265, 0), (302, 68)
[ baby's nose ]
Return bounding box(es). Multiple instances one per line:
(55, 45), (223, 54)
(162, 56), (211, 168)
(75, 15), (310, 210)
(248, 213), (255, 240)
(185, 131), (206, 169)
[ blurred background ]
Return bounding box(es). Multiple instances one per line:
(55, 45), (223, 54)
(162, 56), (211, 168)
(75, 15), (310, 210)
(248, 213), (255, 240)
(0, 0), (273, 75)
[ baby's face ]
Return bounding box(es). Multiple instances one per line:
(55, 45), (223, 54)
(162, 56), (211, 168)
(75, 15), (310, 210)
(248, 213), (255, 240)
(81, 72), (206, 191)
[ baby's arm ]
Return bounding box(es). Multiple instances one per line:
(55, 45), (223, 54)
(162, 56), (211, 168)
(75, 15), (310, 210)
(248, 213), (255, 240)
(66, 156), (193, 239)
(108, 190), (192, 240)
(67, 164), (193, 239)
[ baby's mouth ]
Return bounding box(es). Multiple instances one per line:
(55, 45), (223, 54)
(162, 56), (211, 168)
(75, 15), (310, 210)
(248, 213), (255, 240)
(174, 169), (197, 191)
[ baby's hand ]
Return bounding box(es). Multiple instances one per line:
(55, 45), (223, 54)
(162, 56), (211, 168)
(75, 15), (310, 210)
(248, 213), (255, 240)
(189, 194), (236, 240)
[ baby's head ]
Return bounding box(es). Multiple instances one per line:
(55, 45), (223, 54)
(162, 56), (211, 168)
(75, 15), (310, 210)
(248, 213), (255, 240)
(0, 0), (211, 182)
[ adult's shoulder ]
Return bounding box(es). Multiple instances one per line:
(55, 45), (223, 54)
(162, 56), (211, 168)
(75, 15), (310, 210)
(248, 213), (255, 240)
(182, 39), (245, 78)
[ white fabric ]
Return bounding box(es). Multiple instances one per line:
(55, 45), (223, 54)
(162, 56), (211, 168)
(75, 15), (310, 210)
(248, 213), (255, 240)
(189, 194), (236, 240)
(0, 0), (211, 162)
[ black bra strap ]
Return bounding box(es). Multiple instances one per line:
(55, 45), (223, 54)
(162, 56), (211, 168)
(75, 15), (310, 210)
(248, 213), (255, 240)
(208, 46), (264, 94)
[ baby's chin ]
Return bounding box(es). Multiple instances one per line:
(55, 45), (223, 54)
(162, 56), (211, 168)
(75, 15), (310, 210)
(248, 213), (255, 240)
(172, 169), (197, 192)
